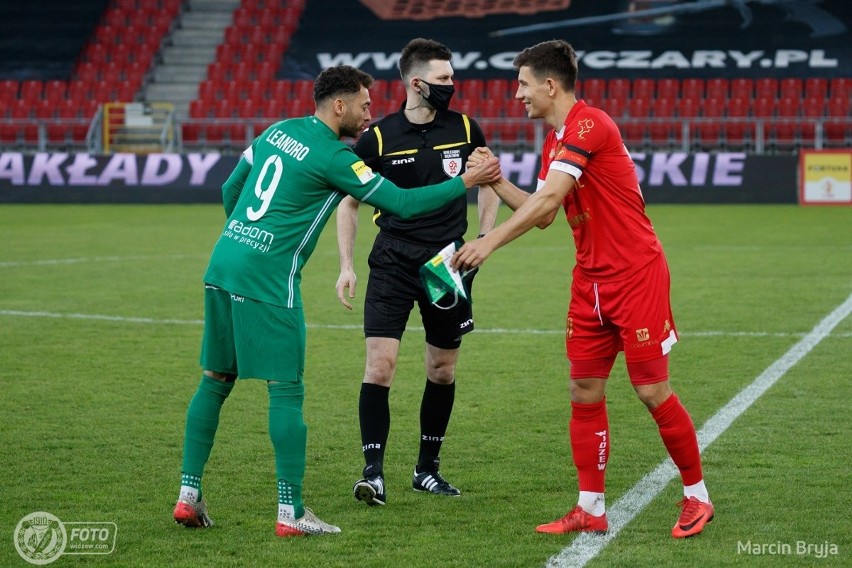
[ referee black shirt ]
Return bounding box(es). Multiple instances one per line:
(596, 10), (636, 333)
(353, 103), (487, 246)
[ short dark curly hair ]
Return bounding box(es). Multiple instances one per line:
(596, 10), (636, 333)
(313, 65), (375, 105)
(399, 38), (452, 81)
(513, 40), (578, 91)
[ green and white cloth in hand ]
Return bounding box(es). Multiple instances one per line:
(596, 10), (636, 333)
(419, 241), (477, 308)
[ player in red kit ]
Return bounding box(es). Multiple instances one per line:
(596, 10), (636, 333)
(454, 40), (713, 538)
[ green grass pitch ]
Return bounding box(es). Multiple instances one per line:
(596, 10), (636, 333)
(1, 203), (850, 567)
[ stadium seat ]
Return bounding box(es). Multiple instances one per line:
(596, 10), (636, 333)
(828, 78), (850, 100)
(656, 78), (679, 101)
(826, 95), (850, 116)
(724, 97), (749, 147)
(804, 78), (828, 101)
(705, 78), (728, 100)
(262, 98), (282, 119)
(730, 78), (753, 101)
(578, 78), (605, 102)
(238, 98), (257, 118)
(681, 78), (703, 100)
(632, 78), (654, 100)
(0, 79), (17, 103)
(293, 80), (313, 102)
(503, 98), (527, 118)
(779, 78), (802, 100)
(271, 80), (291, 102)
(751, 96), (774, 143)
(627, 97), (650, 118)
(773, 97), (798, 147)
(648, 98), (676, 145)
(486, 78), (511, 100)
(754, 78), (778, 101)
(602, 98), (626, 119)
(799, 97), (824, 143)
(458, 79), (484, 101)
(20, 80), (43, 105)
(621, 99), (646, 147)
(255, 59), (277, 85)
(698, 98), (724, 147)
(607, 78), (629, 101)
(478, 98), (500, 118)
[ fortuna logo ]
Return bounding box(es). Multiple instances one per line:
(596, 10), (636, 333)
(362, 443), (381, 451)
(577, 118), (594, 140)
(390, 157), (414, 165)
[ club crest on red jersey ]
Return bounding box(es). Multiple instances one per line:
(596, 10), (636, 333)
(577, 118), (594, 140)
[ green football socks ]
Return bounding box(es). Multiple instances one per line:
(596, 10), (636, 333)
(268, 380), (306, 520)
(179, 375), (235, 501)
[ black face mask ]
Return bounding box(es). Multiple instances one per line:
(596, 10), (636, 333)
(418, 80), (455, 112)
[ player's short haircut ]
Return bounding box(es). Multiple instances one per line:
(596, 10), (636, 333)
(313, 65), (374, 106)
(399, 38), (452, 81)
(513, 40), (578, 91)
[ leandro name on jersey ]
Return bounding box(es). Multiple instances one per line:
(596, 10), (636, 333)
(265, 129), (311, 161)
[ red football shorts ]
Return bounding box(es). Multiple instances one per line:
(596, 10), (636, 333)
(566, 253), (678, 383)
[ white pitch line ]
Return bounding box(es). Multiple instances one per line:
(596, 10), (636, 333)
(547, 291), (852, 568)
(0, 254), (204, 268)
(1, 309), (851, 337)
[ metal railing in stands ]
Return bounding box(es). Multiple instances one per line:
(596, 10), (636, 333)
(0, 116), (847, 155)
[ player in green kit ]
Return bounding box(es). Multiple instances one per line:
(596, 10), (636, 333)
(172, 65), (501, 537)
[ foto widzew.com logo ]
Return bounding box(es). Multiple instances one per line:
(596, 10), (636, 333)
(14, 511), (117, 565)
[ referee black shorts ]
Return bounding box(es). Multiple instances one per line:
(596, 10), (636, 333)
(364, 233), (475, 349)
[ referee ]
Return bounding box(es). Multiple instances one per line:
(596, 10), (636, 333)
(336, 38), (500, 506)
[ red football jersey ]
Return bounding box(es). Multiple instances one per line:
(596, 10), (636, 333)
(538, 100), (662, 282)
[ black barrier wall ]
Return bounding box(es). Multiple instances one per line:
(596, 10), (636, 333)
(0, 151), (798, 204)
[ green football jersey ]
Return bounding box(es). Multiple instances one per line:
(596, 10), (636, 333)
(204, 115), (468, 308)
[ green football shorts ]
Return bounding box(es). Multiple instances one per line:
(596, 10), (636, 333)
(200, 285), (305, 383)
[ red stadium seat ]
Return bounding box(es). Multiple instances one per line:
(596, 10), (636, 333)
(486, 78), (510, 100)
(828, 78), (850, 100)
(578, 78), (605, 102)
(649, 98), (676, 145)
(724, 97), (749, 146)
(826, 95), (850, 116)
(804, 78), (828, 102)
(293, 80), (313, 102)
(478, 98), (500, 118)
(503, 98), (526, 118)
(602, 98), (626, 119)
(681, 78), (703, 100)
(656, 78), (679, 101)
(779, 78), (802, 100)
(632, 78), (654, 100)
(20, 80), (43, 105)
(254, 61), (275, 86)
(773, 97), (798, 146)
(271, 80), (291, 102)
(607, 78), (629, 101)
(698, 98), (724, 146)
(238, 98), (258, 118)
(43, 80), (66, 106)
(705, 78), (728, 100)
(799, 97), (824, 143)
(262, 98), (282, 119)
(754, 78), (778, 101)
(0, 80), (17, 108)
(459, 79), (484, 101)
(627, 97), (650, 117)
(729, 78), (753, 101)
